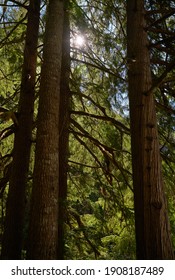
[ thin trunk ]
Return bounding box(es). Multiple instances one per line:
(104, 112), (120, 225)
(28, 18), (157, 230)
(127, 0), (174, 259)
(1, 0), (40, 260)
(27, 0), (64, 260)
(58, 1), (70, 260)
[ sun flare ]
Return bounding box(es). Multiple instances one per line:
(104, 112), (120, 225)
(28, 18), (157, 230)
(74, 35), (85, 47)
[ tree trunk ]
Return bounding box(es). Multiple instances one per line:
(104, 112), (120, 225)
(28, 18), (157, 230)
(1, 0), (40, 260)
(58, 0), (70, 260)
(27, 0), (64, 260)
(127, 0), (174, 259)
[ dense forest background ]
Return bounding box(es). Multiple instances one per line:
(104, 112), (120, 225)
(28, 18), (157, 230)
(0, 0), (175, 260)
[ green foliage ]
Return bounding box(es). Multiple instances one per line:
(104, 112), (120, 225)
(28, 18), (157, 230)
(0, 0), (175, 259)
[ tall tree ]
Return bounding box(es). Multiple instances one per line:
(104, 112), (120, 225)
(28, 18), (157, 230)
(1, 0), (41, 259)
(127, 0), (174, 259)
(27, 0), (64, 259)
(58, 0), (70, 260)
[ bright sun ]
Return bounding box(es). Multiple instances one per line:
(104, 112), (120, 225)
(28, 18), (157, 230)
(74, 35), (85, 47)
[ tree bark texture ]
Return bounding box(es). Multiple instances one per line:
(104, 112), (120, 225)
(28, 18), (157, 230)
(27, 0), (64, 259)
(127, 0), (174, 259)
(1, 0), (40, 259)
(58, 0), (70, 260)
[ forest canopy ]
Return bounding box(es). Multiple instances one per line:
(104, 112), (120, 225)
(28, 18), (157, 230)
(0, 0), (175, 260)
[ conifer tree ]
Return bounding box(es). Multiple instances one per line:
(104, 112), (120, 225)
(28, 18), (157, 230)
(127, 0), (174, 259)
(27, 0), (65, 259)
(1, 0), (41, 259)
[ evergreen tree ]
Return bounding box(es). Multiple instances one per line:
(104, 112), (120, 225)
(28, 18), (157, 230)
(27, 0), (65, 259)
(0, 0), (175, 260)
(1, 0), (40, 259)
(58, 0), (71, 260)
(127, 0), (174, 259)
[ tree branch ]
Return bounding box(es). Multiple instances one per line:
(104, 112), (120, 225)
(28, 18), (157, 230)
(71, 111), (130, 134)
(144, 60), (175, 96)
(70, 210), (100, 258)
